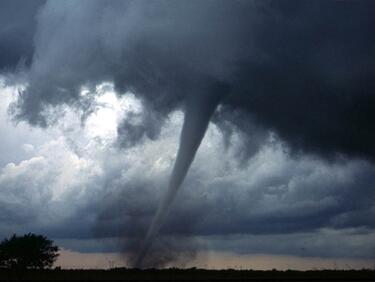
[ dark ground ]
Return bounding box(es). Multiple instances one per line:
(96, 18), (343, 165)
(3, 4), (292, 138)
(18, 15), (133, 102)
(0, 268), (375, 281)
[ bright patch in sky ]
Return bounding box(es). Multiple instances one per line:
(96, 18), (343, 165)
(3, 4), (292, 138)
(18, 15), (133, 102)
(84, 84), (141, 141)
(0, 80), (142, 200)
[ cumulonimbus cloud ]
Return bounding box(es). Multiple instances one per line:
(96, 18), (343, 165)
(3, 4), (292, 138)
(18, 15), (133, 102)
(5, 0), (375, 161)
(2, 0), (375, 267)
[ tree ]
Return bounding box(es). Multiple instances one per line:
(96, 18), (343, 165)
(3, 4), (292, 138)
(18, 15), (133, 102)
(0, 233), (59, 269)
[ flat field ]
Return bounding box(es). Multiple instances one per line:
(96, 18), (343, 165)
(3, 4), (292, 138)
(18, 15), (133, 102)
(0, 268), (374, 281)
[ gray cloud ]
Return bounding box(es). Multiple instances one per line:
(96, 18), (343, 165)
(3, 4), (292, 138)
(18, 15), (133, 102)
(0, 97), (374, 261)
(0, 0), (44, 71)
(1, 0), (375, 267)
(117, 110), (164, 148)
(96, 139), (375, 238)
(6, 0), (375, 161)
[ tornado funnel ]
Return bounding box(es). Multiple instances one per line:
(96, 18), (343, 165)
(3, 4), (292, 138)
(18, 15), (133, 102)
(135, 85), (225, 267)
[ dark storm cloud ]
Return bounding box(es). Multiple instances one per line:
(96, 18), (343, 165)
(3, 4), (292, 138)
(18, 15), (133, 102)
(0, 0), (45, 71)
(9, 0), (375, 161)
(90, 145), (375, 259)
(2, 0), (375, 265)
(117, 110), (164, 148)
(0, 95), (374, 259)
(94, 156), (375, 238)
(224, 1), (375, 161)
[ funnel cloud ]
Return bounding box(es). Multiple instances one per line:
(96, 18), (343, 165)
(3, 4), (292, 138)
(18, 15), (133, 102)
(135, 84), (227, 266)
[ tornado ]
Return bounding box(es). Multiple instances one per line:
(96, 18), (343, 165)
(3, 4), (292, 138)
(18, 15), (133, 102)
(135, 86), (225, 267)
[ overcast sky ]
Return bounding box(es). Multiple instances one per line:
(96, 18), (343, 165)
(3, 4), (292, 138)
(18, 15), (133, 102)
(0, 0), (375, 269)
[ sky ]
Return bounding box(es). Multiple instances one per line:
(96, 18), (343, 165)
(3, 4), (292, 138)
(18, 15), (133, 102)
(0, 0), (375, 269)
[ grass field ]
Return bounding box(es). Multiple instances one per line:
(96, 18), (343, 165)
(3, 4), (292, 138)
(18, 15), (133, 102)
(0, 268), (374, 281)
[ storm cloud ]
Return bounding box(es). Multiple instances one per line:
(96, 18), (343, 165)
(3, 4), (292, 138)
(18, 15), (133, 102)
(1, 94), (374, 260)
(3, 0), (373, 161)
(0, 0), (44, 71)
(1, 0), (375, 268)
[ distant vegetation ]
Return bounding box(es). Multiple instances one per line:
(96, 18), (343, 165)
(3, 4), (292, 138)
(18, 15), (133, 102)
(0, 233), (59, 270)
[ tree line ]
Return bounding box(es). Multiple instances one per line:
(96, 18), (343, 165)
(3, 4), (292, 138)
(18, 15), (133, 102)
(0, 233), (59, 269)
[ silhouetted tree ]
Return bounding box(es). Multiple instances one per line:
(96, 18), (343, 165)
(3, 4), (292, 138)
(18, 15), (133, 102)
(0, 233), (59, 269)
